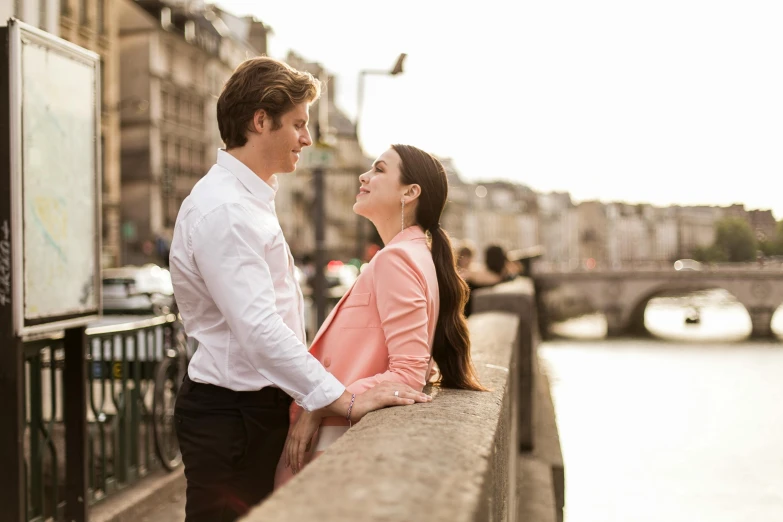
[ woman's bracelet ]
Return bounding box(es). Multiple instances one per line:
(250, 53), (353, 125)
(346, 393), (356, 427)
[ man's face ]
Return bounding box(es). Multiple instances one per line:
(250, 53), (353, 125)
(261, 101), (312, 174)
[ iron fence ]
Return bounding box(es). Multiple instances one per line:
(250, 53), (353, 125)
(24, 315), (178, 522)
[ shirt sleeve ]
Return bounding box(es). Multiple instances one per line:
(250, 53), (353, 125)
(191, 203), (344, 411)
(346, 248), (432, 394)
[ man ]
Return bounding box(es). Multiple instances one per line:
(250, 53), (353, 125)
(169, 57), (430, 522)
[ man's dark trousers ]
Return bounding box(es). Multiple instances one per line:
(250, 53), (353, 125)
(175, 375), (292, 522)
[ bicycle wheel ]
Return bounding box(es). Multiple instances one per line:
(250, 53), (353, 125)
(153, 355), (182, 471)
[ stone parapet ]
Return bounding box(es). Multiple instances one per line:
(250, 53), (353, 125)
(243, 279), (563, 522)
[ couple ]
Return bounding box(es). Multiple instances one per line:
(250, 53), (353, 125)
(169, 56), (484, 522)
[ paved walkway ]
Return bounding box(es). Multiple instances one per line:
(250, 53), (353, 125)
(135, 488), (185, 522)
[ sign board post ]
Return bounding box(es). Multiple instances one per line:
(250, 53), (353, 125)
(1, 19), (102, 521)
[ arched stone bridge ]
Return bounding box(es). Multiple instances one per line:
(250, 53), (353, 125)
(533, 270), (783, 338)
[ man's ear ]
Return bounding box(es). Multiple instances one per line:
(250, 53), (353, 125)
(251, 109), (266, 134)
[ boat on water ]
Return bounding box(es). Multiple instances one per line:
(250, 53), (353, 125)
(685, 307), (701, 325)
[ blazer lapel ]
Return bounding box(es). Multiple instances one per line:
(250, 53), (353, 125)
(309, 282), (355, 351)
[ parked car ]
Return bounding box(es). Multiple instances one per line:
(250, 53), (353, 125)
(102, 264), (175, 315)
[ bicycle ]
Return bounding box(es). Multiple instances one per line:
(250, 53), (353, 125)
(152, 312), (189, 471)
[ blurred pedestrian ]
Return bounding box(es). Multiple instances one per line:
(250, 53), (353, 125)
(462, 244), (514, 316)
(456, 242), (476, 279)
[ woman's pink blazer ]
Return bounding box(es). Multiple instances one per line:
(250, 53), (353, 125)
(275, 227), (440, 487)
(312, 226), (440, 399)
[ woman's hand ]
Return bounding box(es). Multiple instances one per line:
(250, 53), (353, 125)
(284, 409), (322, 475)
(349, 381), (431, 422)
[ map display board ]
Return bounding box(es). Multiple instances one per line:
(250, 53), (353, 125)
(4, 20), (102, 335)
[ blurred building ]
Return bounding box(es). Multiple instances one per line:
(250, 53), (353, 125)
(649, 205), (679, 262)
(3, 0), (123, 267)
(117, 0), (267, 265)
(440, 158), (469, 242)
(537, 192), (578, 270)
(748, 209), (778, 242)
(674, 205), (723, 258)
(576, 201), (608, 268)
(442, 170), (539, 264)
(275, 51), (372, 262)
(1, 0), (60, 35)
(712, 203), (777, 244)
(62, 0), (122, 268)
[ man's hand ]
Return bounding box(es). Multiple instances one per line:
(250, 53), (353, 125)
(284, 409), (321, 475)
(350, 382), (431, 422)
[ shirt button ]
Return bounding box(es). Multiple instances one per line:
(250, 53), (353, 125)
(324, 357), (331, 368)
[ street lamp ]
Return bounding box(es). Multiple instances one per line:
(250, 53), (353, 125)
(354, 53), (407, 258)
(355, 53), (406, 142)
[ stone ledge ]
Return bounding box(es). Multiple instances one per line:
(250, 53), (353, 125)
(517, 454), (556, 522)
(242, 312), (520, 522)
(473, 279), (538, 451)
(533, 369), (565, 522)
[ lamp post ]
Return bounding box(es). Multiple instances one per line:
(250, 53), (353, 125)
(355, 53), (406, 141)
(354, 53), (407, 259)
(312, 70), (336, 328)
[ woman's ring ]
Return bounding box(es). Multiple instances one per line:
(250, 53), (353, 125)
(394, 390), (399, 397)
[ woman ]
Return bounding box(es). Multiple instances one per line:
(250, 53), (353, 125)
(276, 144), (485, 485)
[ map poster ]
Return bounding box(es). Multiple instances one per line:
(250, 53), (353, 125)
(2, 19), (102, 336)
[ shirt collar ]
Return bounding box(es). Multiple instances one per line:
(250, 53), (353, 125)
(387, 226), (427, 246)
(216, 149), (278, 204)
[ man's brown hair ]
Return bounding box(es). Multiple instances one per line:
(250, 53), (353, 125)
(217, 57), (321, 149)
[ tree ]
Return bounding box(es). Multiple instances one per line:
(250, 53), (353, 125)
(692, 244), (728, 263)
(757, 220), (783, 257)
(712, 217), (757, 262)
(772, 220), (783, 256)
(759, 239), (776, 257)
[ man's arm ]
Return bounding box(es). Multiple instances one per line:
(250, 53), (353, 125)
(192, 203), (344, 411)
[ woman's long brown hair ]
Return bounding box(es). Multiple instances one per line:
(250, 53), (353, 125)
(392, 144), (486, 391)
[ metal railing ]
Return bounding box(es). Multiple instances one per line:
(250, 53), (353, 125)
(24, 315), (179, 522)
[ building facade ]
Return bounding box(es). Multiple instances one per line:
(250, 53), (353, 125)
(0, 0), (61, 35)
(3, 0), (122, 266)
(537, 192), (578, 270)
(442, 170), (539, 263)
(118, 0), (267, 265)
(674, 205), (723, 258)
(61, 0), (122, 267)
(576, 200), (608, 268)
(747, 209), (777, 242)
(274, 51), (372, 262)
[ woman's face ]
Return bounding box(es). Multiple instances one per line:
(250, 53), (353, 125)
(353, 148), (406, 222)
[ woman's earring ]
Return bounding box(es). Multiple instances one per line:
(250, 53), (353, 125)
(401, 198), (405, 233)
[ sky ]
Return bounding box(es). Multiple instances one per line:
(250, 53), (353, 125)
(217, 0), (783, 219)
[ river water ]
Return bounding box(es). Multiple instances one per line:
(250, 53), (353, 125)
(540, 291), (783, 522)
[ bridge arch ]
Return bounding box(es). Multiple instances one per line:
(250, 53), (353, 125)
(625, 284), (747, 337)
(534, 271), (783, 339)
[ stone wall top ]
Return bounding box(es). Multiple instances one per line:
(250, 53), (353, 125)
(242, 281), (532, 522)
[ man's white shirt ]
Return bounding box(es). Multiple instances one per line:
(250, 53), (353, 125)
(169, 149), (345, 411)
